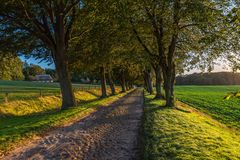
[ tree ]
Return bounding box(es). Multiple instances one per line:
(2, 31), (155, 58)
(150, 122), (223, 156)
(23, 63), (45, 80)
(222, 1), (240, 73)
(68, 0), (137, 97)
(0, 0), (84, 108)
(176, 72), (240, 85)
(143, 68), (153, 95)
(0, 53), (24, 80)
(28, 64), (45, 76)
(123, 0), (226, 107)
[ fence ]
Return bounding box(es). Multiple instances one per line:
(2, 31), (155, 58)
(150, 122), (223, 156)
(0, 85), (102, 103)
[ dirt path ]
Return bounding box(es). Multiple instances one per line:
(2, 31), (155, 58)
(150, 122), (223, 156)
(4, 90), (143, 160)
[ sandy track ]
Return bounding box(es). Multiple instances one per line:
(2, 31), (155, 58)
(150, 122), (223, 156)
(4, 90), (143, 160)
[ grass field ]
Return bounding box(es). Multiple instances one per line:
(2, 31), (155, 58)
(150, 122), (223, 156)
(175, 85), (240, 129)
(0, 80), (108, 116)
(0, 80), (124, 155)
(143, 94), (240, 159)
(0, 80), (101, 102)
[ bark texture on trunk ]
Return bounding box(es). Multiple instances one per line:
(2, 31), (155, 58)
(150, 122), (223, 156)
(144, 69), (153, 94)
(54, 13), (76, 109)
(154, 65), (163, 99)
(100, 66), (107, 98)
(54, 46), (76, 109)
(126, 82), (129, 91)
(143, 75), (149, 92)
(56, 60), (76, 109)
(121, 72), (126, 92)
(163, 64), (176, 107)
(108, 71), (116, 95)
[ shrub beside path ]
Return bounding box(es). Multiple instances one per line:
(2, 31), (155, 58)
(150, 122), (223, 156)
(4, 90), (143, 160)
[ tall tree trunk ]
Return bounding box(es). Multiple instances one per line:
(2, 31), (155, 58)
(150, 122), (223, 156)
(54, 14), (76, 109)
(108, 70), (116, 95)
(100, 66), (107, 98)
(154, 65), (163, 99)
(144, 69), (153, 94)
(55, 51), (76, 109)
(120, 71), (126, 92)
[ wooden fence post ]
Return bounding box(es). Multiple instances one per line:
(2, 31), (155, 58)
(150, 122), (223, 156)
(40, 90), (42, 97)
(4, 92), (8, 103)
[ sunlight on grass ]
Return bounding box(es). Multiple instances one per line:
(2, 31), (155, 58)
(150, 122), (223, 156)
(175, 86), (240, 129)
(0, 87), (121, 117)
(0, 87), (126, 156)
(144, 94), (240, 160)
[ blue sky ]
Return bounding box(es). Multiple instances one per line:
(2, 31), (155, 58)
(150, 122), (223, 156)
(19, 56), (55, 69)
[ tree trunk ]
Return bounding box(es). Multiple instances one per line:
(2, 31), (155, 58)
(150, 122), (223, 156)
(144, 69), (153, 94)
(120, 71), (126, 92)
(129, 83), (133, 89)
(108, 70), (116, 95)
(55, 52), (76, 109)
(163, 65), (176, 107)
(54, 14), (76, 109)
(154, 65), (163, 99)
(143, 75), (149, 92)
(126, 81), (129, 91)
(100, 66), (107, 98)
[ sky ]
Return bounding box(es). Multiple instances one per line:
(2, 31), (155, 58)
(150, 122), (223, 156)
(185, 58), (232, 74)
(19, 56), (231, 74)
(20, 56), (55, 69)
(20, 56), (230, 74)
(186, 64), (230, 74)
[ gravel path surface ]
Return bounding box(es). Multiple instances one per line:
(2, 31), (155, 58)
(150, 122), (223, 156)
(4, 90), (143, 160)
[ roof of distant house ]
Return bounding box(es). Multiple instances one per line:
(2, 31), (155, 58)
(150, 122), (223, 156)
(35, 74), (53, 80)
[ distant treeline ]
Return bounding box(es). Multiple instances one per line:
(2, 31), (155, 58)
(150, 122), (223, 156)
(176, 72), (240, 85)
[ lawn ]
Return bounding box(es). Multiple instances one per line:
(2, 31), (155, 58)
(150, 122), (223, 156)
(175, 85), (240, 129)
(143, 94), (240, 160)
(0, 80), (124, 156)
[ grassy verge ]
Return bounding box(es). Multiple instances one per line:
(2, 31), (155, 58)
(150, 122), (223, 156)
(143, 93), (240, 160)
(175, 85), (240, 129)
(0, 87), (121, 116)
(0, 89), (129, 156)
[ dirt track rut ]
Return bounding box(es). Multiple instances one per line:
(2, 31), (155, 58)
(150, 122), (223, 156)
(4, 90), (143, 160)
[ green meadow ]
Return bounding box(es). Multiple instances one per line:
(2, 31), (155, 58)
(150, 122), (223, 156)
(143, 86), (240, 159)
(175, 85), (240, 129)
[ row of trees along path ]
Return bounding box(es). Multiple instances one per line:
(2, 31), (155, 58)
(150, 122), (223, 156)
(1, 1), (237, 109)
(1, 0), (240, 158)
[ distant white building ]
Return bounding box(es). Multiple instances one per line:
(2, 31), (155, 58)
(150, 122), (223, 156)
(35, 74), (53, 82)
